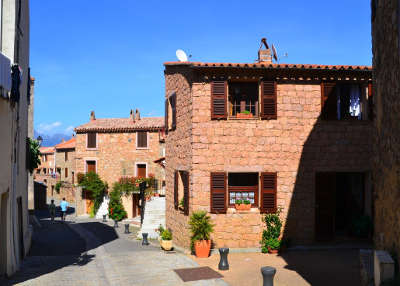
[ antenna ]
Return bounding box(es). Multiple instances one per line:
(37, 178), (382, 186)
(176, 49), (188, 62)
(272, 44), (278, 62)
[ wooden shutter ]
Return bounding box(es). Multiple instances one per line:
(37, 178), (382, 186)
(65, 168), (68, 178)
(211, 81), (227, 119)
(260, 172), (277, 213)
(171, 94), (177, 130)
(164, 98), (168, 134)
(137, 132), (147, 148)
(321, 82), (337, 120)
(87, 133), (96, 148)
(368, 83), (374, 120)
(210, 172), (227, 213)
(174, 171), (178, 210)
(261, 81), (277, 119)
(183, 171), (189, 216)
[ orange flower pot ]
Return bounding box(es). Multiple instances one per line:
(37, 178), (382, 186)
(194, 240), (211, 258)
(241, 204), (251, 210)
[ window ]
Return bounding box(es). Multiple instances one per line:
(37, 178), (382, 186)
(229, 82), (259, 117)
(174, 170), (189, 215)
(136, 164), (146, 178)
(65, 151), (68, 161)
(136, 131), (148, 148)
(87, 133), (97, 148)
(65, 168), (68, 178)
(165, 93), (176, 132)
(228, 173), (258, 207)
(321, 83), (370, 120)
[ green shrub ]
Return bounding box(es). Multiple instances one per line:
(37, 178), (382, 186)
(161, 229), (172, 240)
(243, 199), (251, 205)
(79, 172), (106, 215)
(26, 137), (41, 173)
(77, 172), (85, 184)
(235, 199), (242, 204)
(157, 224), (165, 234)
(108, 183), (127, 221)
(55, 181), (63, 193)
(261, 209), (283, 253)
(241, 110), (251, 115)
(189, 211), (214, 251)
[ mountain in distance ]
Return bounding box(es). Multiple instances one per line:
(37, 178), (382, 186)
(34, 130), (72, 147)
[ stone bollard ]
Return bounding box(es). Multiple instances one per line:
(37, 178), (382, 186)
(261, 266), (276, 286)
(103, 215), (107, 222)
(218, 248), (229, 270)
(114, 220), (118, 228)
(124, 223), (130, 234)
(142, 233), (150, 245)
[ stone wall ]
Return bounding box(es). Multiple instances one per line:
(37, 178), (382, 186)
(165, 65), (373, 249)
(55, 148), (76, 184)
(371, 0), (400, 268)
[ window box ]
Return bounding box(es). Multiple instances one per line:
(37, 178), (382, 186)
(236, 113), (253, 119)
(235, 203), (251, 211)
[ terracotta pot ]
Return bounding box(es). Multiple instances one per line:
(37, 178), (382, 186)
(194, 240), (211, 258)
(234, 204), (242, 210)
(268, 247), (279, 254)
(242, 204), (251, 210)
(236, 113), (253, 119)
(160, 239), (172, 251)
(154, 193), (160, 197)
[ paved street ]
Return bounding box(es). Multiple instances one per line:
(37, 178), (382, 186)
(0, 211), (229, 286)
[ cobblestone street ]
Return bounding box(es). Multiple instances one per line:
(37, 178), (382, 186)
(0, 211), (228, 286)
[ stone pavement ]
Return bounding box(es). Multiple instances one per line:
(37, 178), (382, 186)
(0, 213), (229, 286)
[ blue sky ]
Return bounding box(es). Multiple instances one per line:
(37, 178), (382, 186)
(32, 0), (372, 136)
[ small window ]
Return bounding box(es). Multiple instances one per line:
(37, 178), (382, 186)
(137, 131), (148, 148)
(136, 164), (146, 178)
(165, 93), (176, 131)
(228, 82), (259, 118)
(65, 168), (68, 178)
(228, 173), (258, 207)
(87, 133), (97, 148)
(65, 151), (68, 161)
(174, 170), (189, 215)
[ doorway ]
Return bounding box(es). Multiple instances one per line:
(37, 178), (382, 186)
(136, 164), (146, 178)
(315, 172), (367, 241)
(0, 193), (8, 276)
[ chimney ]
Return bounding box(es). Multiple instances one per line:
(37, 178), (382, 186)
(61, 138), (65, 143)
(135, 109), (140, 120)
(130, 109), (135, 121)
(258, 38), (272, 63)
(90, 111), (96, 121)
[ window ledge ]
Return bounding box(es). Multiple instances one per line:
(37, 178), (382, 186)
(228, 117), (259, 120)
(86, 148), (98, 151)
(136, 147), (149, 150)
(227, 207), (260, 214)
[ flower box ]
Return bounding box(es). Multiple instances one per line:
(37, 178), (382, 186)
(234, 204), (251, 211)
(236, 113), (253, 119)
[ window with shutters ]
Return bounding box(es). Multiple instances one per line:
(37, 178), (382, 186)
(228, 173), (258, 207)
(87, 133), (97, 149)
(228, 82), (259, 117)
(321, 83), (370, 121)
(165, 93), (177, 131)
(136, 131), (148, 149)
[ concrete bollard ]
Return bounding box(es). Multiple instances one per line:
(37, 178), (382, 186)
(113, 220), (118, 228)
(218, 248), (229, 270)
(142, 233), (150, 245)
(103, 215), (107, 222)
(261, 266), (276, 286)
(124, 223), (130, 234)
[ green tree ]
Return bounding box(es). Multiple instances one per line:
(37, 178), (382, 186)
(79, 172), (106, 214)
(108, 183), (127, 221)
(26, 137), (41, 173)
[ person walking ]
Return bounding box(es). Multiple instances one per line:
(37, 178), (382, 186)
(60, 198), (69, 222)
(49, 199), (56, 222)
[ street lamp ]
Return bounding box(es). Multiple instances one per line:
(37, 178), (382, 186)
(37, 135), (43, 147)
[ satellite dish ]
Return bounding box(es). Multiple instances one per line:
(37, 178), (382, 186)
(176, 49), (188, 62)
(272, 44), (278, 62)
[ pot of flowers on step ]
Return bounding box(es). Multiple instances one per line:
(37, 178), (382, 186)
(156, 224), (165, 243)
(189, 211), (214, 258)
(160, 229), (173, 251)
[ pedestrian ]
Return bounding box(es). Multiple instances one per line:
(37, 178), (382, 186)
(49, 199), (56, 222)
(60, 198), (69, 222)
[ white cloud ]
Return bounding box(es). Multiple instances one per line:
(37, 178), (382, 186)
(37, 121), (62, 134)
(65, 126), (74, 134)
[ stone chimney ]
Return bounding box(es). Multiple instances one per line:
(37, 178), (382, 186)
(130, 109), (135, 121)
(258, 38), (273, 63)
(90, 111), (96, 121)
(61, 139), (65, 143)
(135, 109), (140, 120)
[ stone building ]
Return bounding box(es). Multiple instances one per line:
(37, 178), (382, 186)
(371, 0), (400, 267)
(164, 52), (374, 249)
(0, 0), (32, 277)
(74, 110), (165, 217)
(35, 146), (57, 197)
(54, 137), (76, 185)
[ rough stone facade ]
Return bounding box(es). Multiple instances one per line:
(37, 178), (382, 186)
(371, 0), (400, 269)
(54, 138), (76, 185)
(165, 63), (373, 249)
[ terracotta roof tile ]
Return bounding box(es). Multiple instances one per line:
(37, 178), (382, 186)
(164, 61), (372, 71)
(75, 117), (164, 133)
(55, 138), (76, 150)
(39, 146), (55, 154)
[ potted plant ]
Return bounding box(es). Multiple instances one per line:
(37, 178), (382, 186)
(189, 211), (214, 258)
(160, 229), (173, 251)
(242, 199), (251, 211)
(234, 199), (243, 210)
(261, 209), (283, 254)
(156, 224), (165, 242)
(236, 110), (253, 119)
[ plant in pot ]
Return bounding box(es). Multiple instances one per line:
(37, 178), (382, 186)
(242, 199), (251, 211)
(189, 211), (214, 258)
(156, 224), (165, 242)
(160, 229), (173, 251)
(261, 209), (283, 254)
(236, 110), (253, 119)
(234, 199), (243, 210)
(108, 184), (127, 224)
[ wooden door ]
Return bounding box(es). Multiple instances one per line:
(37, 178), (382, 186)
(137, 164), (146, 178)
(87, 161), (96, 173)
(85, 191), (94, 214)
(315, 172), (336, 241)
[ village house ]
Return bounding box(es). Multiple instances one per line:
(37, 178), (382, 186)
(74, 110), (165, 217)
(164, 45), (373, 249)
(54, 137), (76, 185)
(35, 146), (57, 196)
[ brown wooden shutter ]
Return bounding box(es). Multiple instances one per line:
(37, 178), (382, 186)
(174, 171), (178, 210)
(172, 94), (177, 130)
(211, 81), (227, 119)
(260, 172), (277, 213)
(368, 83), (374, 120)
(321, 82), (337, 120)
(87, 133), (96, 148)
(183, 171), (189, 216)
(261, 81), (277, 119)
(210, 172), (227, 213)
(165, 98), (168, 134)
(137, 132), (147, 148)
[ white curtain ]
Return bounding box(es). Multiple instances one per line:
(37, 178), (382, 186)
(349, 85), (361, 118)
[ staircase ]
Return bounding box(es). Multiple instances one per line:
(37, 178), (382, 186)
(95, 196), (110, 219)
(138, 196), (166, 239)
